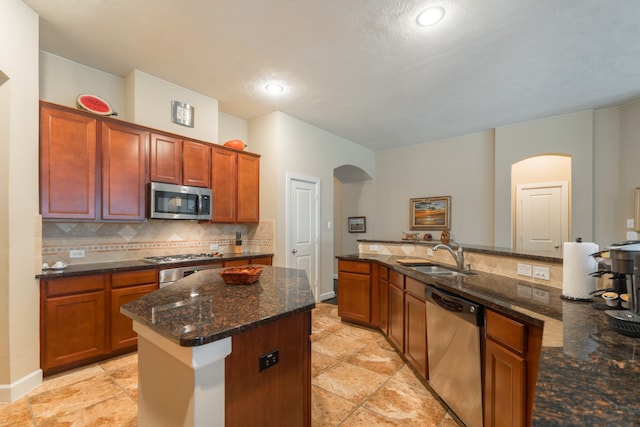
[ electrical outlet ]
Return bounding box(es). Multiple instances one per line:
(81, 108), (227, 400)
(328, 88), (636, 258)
(369, 245), (378, 251)
(533, 266), (550, 280)
(627, 231), (638, 240)
(427, 248), (434, 256)
(209, 243), (219, 251)
(517, 285), (532, 298)
(259, 349), (279, 372)
(517, 263), (532, 277)
(628, 218), (635, 229)
(532, 288), (550, 304)
(69, 250), (85, 258)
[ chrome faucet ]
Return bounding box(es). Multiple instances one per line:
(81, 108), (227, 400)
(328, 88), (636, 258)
(433, 242), (465, 270)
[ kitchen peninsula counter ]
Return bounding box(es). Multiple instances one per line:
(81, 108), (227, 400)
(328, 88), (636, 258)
(121, 266), (315, 427)
(338, 253), (640, 426)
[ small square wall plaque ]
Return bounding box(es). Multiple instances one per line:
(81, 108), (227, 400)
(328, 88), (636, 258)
(171, 100), (194, 127)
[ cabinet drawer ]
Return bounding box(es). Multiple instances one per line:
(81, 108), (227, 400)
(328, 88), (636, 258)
(405, 277), (425, 301)
(46, 274), (105, 297)
(250, 256), (272, 265)
(339, 260), (370, 274)
(486, 310), (526, 354)
(389, 270), (404, 289)
(111, 269), (157, 288)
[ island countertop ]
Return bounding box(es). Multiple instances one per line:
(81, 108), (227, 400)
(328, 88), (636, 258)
(120, 266), (316, 347)
(337, 253), (640, 426)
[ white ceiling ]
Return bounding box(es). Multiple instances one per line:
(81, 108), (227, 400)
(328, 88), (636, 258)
(23, 0), (640, 151)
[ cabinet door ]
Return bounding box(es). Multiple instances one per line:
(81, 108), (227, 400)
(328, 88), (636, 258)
(250, 256), (273, 265)
(40, 105), (97, 219)
(484, 338), (526, 427)
(236, 152), (260, 223)
(43, 291), (106, 371)
(387, 283), (405, 351)
(211, 146), (237, 223)
(183, 140), (211, 188)
(101, 122), (148, 220)
(150, 133), (182, 184)
(405, 293), (427, 379)
(379, 276), (389, 335)
(337, 271), (371, 324)
(111, 283), (158, 351)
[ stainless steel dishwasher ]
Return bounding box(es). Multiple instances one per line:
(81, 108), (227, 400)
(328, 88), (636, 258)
(425, 285), (484, 427)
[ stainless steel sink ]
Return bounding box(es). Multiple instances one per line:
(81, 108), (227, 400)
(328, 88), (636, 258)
(410, 265), (470, 276)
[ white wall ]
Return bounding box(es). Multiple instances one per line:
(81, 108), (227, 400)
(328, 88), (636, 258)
(40, 52), (126, 118)
(375, 130), (495, 245)
(125, 70), (218, 142)
(619, 100), (640, 238)
(495, 110), (594, 247)
(0, 0), (42, 401)
(249, 112), (375, 300)
(218, 113), (249, 148)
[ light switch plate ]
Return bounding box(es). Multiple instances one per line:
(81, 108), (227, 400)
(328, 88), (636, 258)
(628, 218), (635, 229)
(533, 266), (550, 280)
(517, 263), (532, 277)
(69, 249), (85, 258)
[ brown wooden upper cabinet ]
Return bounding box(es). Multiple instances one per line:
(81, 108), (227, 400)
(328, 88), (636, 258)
(149, 133), (182, 185)
(150, 134), (210, 188)
(211, 145), (260, 223)
(40, 102), (148, 221)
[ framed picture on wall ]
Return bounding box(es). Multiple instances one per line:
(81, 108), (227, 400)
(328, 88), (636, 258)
(410, 196), (451, 230)
(348, 216), (366, 233)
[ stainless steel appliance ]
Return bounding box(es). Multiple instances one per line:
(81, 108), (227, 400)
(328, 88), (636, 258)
(144, 253), (220, 264)
(158, 263), (223, 288)
(601, 242), (640, 336)
(425, 285), (484, 427)
(149, 182), (212, 220)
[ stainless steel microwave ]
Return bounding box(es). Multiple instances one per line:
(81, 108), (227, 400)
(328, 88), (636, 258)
(149, 182), (212, 220)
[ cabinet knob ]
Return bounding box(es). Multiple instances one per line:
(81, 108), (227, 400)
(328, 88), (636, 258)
(291, 249), (298, 254)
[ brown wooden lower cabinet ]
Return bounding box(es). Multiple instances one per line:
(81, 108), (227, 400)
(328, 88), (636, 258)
(404, 292), (427, 378)
(379, 266), (389, 335)
(43, 289), (106, 370)
(40, 269), (158, 375)
(337, 260), (377, 326)
(225, 310), (311, 426)
(484, 309), (543, 427)
(387, 278), (405, 352)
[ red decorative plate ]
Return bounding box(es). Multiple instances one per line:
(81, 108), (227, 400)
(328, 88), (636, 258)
(76, 93), (117, 116)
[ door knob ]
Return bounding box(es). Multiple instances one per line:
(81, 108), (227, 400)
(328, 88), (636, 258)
(554, 244), (560, 249)
(291, 249), (298, 254)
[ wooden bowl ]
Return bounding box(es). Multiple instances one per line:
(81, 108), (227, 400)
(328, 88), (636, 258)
(220, 266), (263, 285)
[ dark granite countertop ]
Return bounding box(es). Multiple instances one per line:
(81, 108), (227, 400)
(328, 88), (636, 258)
(357, 239), (563, 263)
(337, 253), (640, 426)
(35, 252), (274, 279)
(120, 266), (316, 347)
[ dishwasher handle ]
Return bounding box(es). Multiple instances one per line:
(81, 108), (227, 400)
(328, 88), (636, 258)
(425, 285), (484, 326)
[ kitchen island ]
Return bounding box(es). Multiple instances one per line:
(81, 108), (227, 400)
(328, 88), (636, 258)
(120, 266), (316, 427)
(337, 253), (640, 427)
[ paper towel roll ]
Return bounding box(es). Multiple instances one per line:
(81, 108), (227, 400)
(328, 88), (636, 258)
(562, 241), (599, 300)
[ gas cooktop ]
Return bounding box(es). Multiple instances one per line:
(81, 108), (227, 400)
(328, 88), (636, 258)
(143, 253), (221, 264)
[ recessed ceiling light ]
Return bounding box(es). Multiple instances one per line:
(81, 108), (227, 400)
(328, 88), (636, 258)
(265, 83), (284, 94)
(416, 6), (445, 26)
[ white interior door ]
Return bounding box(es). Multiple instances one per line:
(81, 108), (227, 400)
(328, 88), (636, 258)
(287, 173), (320, 300)
(516, 182), (568, 255)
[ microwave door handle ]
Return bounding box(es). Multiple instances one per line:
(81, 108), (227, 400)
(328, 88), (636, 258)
(197, 194), (203, 216)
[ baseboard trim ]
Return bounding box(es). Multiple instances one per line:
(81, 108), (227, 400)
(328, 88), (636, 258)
(319, 290), (336, 301)
(0, 368), (43, 402)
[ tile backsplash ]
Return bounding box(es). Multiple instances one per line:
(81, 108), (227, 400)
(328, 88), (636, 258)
(42, 219), (274, 265)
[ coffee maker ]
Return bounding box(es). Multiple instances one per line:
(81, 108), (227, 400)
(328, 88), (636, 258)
(603, 242), (640, 336)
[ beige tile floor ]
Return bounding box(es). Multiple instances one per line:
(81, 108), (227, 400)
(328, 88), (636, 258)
(0, 303), (461, 426)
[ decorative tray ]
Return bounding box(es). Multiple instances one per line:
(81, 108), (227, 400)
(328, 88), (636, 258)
(219, 266), (263, 285)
